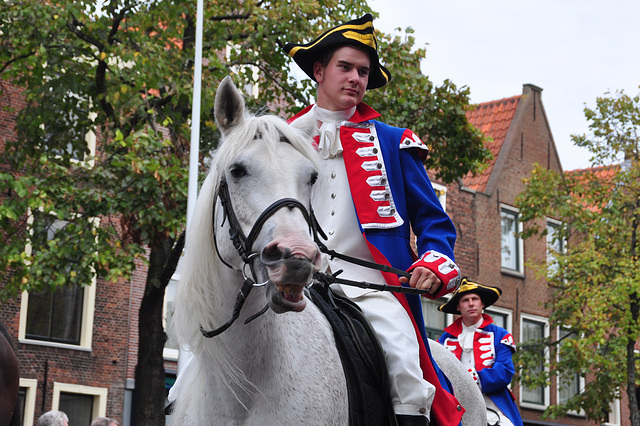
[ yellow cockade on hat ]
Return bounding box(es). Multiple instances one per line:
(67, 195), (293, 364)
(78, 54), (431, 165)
(342, 31), (377, 49)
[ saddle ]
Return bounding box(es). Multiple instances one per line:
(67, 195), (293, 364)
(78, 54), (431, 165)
(307, 284), (397, 426)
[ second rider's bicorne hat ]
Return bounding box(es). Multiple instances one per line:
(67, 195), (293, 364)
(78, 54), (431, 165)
(283, 14), (392, 90)
(438, 278), (503, 315)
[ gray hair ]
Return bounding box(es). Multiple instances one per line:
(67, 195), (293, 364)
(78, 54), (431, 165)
(37, 411), (69, 426)
(90, 417), (120, 426)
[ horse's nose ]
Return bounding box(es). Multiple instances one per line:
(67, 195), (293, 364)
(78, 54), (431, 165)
(260, 242), (287, 267)
(260, 235), (320, 270)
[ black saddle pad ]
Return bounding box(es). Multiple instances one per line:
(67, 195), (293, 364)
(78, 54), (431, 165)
(308, 284), (396, 426)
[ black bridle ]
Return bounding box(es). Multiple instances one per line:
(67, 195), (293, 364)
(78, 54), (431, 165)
(201, 177), (316, 338)
(217, 177), (314, 267)
(201, 177), (435, 338)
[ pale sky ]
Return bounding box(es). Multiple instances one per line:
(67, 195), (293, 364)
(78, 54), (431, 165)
(369, 0), (640, 171)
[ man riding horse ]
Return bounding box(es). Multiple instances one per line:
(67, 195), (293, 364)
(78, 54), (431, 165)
(284, 14), (463, 426)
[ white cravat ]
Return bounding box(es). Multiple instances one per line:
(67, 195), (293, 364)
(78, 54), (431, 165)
(459, 317), (484, 369)
(315, 105), (356, 159)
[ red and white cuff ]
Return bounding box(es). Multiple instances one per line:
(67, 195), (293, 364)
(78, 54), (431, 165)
(408, 250), (461, 297)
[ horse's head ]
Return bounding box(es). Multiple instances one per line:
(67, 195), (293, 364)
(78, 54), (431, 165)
(212, 76), (321, 314)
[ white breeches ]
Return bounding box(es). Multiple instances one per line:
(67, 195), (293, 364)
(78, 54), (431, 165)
(485, 396), (514, 426)
(346, 289), (436, 418)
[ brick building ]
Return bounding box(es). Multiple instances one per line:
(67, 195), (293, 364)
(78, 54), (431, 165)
(0, 80), (176, 425)
(426, 83), (629, 425)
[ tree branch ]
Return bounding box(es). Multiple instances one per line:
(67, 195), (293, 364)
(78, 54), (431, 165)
(0, 51), (37, 75)
(66, 15), (105, 51)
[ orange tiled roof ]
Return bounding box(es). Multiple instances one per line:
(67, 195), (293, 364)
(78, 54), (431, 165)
(462, 95), (521, 191)
(564, 164), (620, 213)
(565, 164), (619, 181)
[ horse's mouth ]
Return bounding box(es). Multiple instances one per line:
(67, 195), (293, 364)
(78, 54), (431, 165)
(266, 281), (307, 313)
(277, 284), (304, 303)
(260, 236), (319, 314)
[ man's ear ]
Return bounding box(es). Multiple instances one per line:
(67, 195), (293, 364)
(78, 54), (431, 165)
(313, 61), (324, 83)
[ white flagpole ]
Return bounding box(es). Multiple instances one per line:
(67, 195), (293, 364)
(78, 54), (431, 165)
(177, 0), (204, 377)
(186, 0), (204, 234)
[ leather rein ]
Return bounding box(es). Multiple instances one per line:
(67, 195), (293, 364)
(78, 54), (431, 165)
(201, 177), (432, 338)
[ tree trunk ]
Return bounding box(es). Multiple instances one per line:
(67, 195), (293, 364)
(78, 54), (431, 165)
(132, 233), (184, 426)
(133, 244), (170, 426)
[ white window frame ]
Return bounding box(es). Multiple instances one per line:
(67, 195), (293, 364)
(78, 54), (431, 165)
(439, 293), (455, 328)
(546, 218), (566, 272)
(163, 268), (180, 361)
(18, 210), (97, 350)
(420, 297), (448, 340)
(18, 378), (38, 426)
(485, 305), (513, 334)
(519, 313), (550, 410)
(431, 182), (447, 212)
(52, 382), (108, 419)
(603, 398), (621, 426)
(500, 204), (524, 275)
(82, 111), (97, 167)
(555, 326), (585, 416)
(483, 305), (515, 391)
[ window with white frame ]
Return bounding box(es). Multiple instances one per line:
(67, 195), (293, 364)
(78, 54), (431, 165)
(431, 182), (447, 212)
(501, 206), (523, 273)
(557, 327), (585, 411)
(546, 219), (565, 274)
(485, 305), (513, 333)
(421, 298), (447, 340)
(163, 269), (179, 360)
(17, 378), (38, 426)
(52, 382), (108, 425)
(520, 313), (550, 409)
(603, 398), (622, 426)
(19, 211), (96, 349)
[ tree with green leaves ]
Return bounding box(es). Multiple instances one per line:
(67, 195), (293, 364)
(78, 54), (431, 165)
(1, 1), (489, 423)
(515, 89), (640, 425)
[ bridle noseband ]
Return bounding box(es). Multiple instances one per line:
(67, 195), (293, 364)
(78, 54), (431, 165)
(217, 178), (315, 266)
(201, 177), (317, 338)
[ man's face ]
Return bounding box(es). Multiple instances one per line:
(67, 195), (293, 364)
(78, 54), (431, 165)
(313, 46), (370, 111)
(457, 293), (485, 325)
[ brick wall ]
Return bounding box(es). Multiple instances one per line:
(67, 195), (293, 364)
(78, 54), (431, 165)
(1, 79), (143, 423)
(441, 84), (621, 425)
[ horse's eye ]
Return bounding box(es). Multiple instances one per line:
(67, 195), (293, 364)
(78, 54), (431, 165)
(230, 164), (248, 179)
(309, 171), (318, 186)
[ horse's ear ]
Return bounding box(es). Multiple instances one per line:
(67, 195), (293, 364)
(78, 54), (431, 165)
(215, 76), (245, 136)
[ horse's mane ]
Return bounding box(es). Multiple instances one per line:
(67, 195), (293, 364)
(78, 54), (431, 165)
(172, 111), (317, 410)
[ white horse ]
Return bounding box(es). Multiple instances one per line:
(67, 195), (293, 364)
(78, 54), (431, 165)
(170, 76), (485, 425)
(429, 339), (487, 426)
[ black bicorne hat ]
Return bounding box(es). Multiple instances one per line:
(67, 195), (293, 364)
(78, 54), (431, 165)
(438, 278), (503, 315)
(283, 14), (392, 90)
